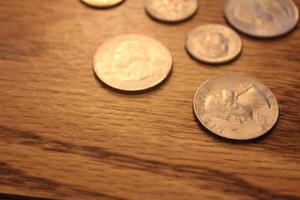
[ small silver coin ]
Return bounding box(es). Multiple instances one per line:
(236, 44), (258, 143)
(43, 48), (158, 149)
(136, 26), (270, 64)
(144, 0), (198, 22)
(81, 0), (125, 8)
(186, 24), (242, 64)
(225, 0), (299, 38)
(193, 73), (279, 140)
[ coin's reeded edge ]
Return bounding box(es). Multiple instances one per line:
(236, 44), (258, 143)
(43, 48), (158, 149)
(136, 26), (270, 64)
(93, 34), (173, 92)
(193, 73), (280, 141)
(185, 24), (243, 65)
(80, 0), (126, 8)
(224, 0), (300, 38)
(144, 0), (199, 23)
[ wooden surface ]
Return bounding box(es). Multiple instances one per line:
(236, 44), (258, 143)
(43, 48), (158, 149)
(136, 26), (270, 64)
(0, 0), (300, 199)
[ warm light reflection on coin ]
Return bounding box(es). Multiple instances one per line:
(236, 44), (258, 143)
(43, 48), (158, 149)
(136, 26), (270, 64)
(81, 0), (124, 8)
(93, 34), (172, 91)
(186, 24), (242, 64)
(144, 0), (198, 22)
(225, 0), (299, 38)
(193, 74), (279, 140)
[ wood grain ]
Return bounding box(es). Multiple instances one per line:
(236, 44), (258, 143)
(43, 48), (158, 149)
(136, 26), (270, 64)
(0, 0), (300, 199)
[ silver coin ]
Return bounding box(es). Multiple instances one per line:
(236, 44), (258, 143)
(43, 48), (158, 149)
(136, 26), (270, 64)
(93, 34), (173, 92)
(225, 0), (299, 38)
(193, 73), (279, 140)
(186, 24), (242, 64)
(81, 0), (125, 8)
(144, 0), (198, 22)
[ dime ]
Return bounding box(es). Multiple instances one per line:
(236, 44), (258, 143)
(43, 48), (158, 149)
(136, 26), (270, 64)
(144, 0), (198, 22)
(193, 74), (279, 140)
(93, 34), (172, 91)
(225, 0), (299, 38)
(186, 24), (242, 64)
(81, 0), (124, 8)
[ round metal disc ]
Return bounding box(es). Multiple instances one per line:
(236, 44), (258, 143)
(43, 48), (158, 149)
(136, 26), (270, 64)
(186, 24), (242, 64)
(144, 0), (198, 22)
(81, 0), (125, 8)
(93, 34), (173, 92)
(193, 73), (279, 140)
(225, 0), (299, 38)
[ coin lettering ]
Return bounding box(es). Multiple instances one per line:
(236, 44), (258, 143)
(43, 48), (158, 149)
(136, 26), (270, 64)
(254, 112), (267, 131)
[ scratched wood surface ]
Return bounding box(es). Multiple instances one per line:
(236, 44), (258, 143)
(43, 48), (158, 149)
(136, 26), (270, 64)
(0, 0), (300, 199)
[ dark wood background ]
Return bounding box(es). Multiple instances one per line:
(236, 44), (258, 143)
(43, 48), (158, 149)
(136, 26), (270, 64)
(0, 0), (300, 199)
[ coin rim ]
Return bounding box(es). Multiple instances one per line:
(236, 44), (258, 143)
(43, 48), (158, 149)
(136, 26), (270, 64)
(186, 24), (243, 64)
(224, 0), (300, 38)
(81, 0), (125, 8)
(93, 34), (173, 92)
(144, 0), (198, 23)
(193, 73), (280, 140)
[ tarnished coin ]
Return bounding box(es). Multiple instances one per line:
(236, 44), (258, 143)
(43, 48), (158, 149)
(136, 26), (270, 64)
(144, 0), (198, 22)
(193, 74), (279, 140)
(225, 0), (299, 38)
(186, 24), (242, 64)
(81, 0), (124, 8)
(93, 34), (172, 92)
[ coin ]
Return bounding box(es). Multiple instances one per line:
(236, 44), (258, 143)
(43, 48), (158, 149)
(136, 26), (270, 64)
(225, 0), (299, 38)
(81, 0), (124, 8)
(186, 24), (242, 64)
(193, 74), (279, 140)
(93, 34), (173, 92)
(144, 0), (198, 22)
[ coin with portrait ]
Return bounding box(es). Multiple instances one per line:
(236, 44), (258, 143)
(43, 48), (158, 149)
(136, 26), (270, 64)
(193, 74), (279, 140)
(225, 0), (299, 38)
(81, 0), (125, 8)
(93, 34), (173, 91)
(144, 0), (198, 22)
(186, 24), (242, 64)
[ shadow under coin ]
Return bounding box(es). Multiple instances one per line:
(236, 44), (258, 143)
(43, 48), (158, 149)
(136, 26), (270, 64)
(79, 0), (126, 10)
(224, 17), (300, 41)
(192, 110), (279, 144)
(185, 46), (243, 68)
(92, 66), (173, 95)
(144, 9), (198, 26)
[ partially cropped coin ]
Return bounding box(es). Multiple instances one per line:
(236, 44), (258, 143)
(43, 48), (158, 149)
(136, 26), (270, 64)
(93, 34), (172, 92)
(193, 74), (279, 140)
(81, 0), (124, 8)
(186, 24), (242, 64)
(144, 0), (198, 22)
(225, 0), (299, 38)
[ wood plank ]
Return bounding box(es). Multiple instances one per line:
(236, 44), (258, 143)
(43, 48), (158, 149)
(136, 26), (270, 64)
(0, 0), (299, 199)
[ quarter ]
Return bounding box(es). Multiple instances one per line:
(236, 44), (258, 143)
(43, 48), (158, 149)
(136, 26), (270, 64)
(93, 34), (173, 92)
(225, 0), (299, 38)
(193, 73), (279, 140)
